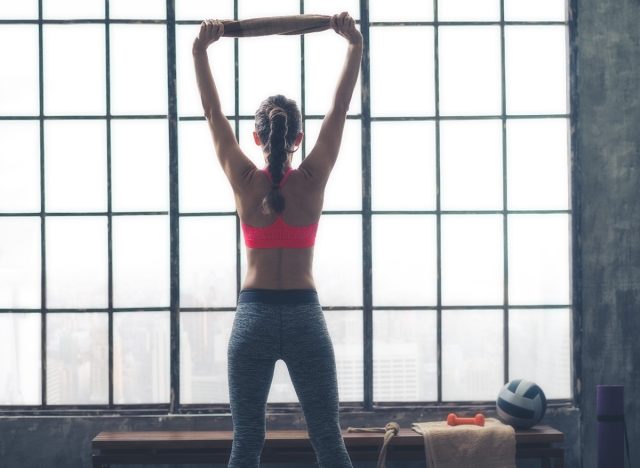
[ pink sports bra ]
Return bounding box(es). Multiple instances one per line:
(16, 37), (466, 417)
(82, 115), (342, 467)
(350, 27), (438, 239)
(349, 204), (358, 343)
(240, 167), (319, 249)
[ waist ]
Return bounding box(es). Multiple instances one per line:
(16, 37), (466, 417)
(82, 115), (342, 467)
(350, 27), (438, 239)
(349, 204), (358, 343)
(238, 288), (319, 304)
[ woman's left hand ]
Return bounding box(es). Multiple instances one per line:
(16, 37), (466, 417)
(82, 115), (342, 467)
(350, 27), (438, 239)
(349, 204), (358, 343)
(331, 12), (362, 46)
(193, 19), (225, 53)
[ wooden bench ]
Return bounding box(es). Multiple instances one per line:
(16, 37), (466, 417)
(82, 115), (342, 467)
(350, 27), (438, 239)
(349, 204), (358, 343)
(92, 425), (564, 467)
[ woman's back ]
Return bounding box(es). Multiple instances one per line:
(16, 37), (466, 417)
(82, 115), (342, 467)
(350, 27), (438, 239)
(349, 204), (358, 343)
(237, 165), (325, 290)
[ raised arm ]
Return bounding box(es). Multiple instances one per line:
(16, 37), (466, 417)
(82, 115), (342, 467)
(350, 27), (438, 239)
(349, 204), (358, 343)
(192, 20), (255, 191)
(299, 12), (363, 189)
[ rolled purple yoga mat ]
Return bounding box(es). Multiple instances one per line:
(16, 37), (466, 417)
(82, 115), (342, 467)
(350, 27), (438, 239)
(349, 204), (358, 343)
(597, 385), (625, 468)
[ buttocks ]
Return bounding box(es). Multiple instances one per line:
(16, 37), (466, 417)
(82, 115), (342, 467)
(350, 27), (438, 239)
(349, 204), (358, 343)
(228, 302), (282, 360)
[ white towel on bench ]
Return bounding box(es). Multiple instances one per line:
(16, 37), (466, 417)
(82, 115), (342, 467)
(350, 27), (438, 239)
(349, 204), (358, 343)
(411, 417), (516, 468)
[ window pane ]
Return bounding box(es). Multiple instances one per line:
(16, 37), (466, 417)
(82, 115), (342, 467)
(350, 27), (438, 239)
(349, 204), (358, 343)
(176, 0), (234, 21)
(0, 313), (41, 405)
(180, 216), (237, 308)
(0, 26), (39, 115)
(0, 121), (40, 212)
(46, 217), (108, 309)
(109, 0), (166, 19)
(177, 24), (235, 117)
(178, 120), (236, 213)
(238, 36), (301, 115)
(304, 119), (362, 211)
(372, 215), (437, 306)
(373, 310), (437, 402)
(0, 217), (41, 309)
(439, 26), (501, 116)
(0, 1), (38, 19)
(440, 119), (502, 210)
(371, 121), (436, 210)
(506, 26), (568, 115)
(43, 0), (103, 19)
(44, 120), (107, 212)
(112, 215), (170, 307)
(326, 310), (363, 403)
(505, 0), (567, 21)
(239, 0), (298, 18)
(111, 119), (169, 212)
(304, 0), (360, 20)
(113, 311), (170, 403)
(438, 0), (500, 21)
(46, 312), (108, 404)
(180, 311), (234, 404)
(510, 308), (571, 399)
(442, 309), (503, 401)
(304, 32), (361, 115)
(442, 215), (503, 306)
(267, 359), (297, 403)
(44, 25), (105, 115)
(370, 26), (435, 117)
(110, 25), (167, 115)
(507, 118), (570, 210)
(369, 0), (433, 21)
(508, 214), (571, 305)
(313, 215), (362, 307)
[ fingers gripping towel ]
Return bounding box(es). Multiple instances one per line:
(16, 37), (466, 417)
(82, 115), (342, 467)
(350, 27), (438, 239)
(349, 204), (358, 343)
(411, 418), (516, 468)
(221, 15), (332, 37)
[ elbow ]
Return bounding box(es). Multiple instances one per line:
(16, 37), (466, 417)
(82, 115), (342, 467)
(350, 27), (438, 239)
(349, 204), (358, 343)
(203, 106), (223, 122)
(331, 100), (350, 116)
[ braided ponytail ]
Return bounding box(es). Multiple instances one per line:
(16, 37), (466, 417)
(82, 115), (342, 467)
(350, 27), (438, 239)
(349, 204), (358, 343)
(254, 95), (302, 215)
(263, 108), (288, 214)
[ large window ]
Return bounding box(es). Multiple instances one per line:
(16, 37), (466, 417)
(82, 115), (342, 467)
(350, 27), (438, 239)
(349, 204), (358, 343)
(0, 0), (573, 413)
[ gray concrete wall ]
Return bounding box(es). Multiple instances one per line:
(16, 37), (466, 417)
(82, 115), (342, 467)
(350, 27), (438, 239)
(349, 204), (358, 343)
(2, 0), (640, 466)
(576, 0), (640, 466)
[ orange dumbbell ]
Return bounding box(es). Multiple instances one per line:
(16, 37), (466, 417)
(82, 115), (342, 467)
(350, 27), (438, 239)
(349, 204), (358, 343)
(447, 413), (485, 427)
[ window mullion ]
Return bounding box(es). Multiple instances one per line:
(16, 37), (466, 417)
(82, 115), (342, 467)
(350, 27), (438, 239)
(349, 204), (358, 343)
(433, 0), (443, 404)
(500, 0), (510, 387)
(360, 0), (373, 411)
(166, 0), (180, 414)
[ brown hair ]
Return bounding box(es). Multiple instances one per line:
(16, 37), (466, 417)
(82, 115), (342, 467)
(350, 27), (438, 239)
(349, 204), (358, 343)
(254, 95), (302, 214)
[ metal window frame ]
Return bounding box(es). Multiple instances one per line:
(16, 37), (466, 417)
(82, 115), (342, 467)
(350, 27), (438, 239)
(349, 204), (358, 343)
(0, 0), (578, 416)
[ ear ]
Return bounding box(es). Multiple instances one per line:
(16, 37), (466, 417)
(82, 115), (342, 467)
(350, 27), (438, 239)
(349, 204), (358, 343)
(292, 131), (304, 151)
(253, 131), (262, 146)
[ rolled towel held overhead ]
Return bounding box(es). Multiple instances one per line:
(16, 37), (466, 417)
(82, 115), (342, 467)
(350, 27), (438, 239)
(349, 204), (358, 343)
(218, 14), (332, 37)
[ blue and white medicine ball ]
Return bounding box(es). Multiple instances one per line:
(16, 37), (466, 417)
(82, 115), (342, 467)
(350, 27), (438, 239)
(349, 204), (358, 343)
(496, 379), (547, 428)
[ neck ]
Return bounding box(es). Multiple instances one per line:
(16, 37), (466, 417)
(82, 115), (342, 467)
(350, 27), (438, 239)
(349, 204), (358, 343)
(264, 158), (293, 169)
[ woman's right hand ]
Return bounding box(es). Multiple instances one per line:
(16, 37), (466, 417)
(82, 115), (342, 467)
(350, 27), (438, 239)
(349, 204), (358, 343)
(193, 19), (225, 54)
(330, 12), (362, 46)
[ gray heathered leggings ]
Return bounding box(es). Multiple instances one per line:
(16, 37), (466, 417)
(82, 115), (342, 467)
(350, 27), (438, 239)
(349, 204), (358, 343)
(227, 288), (353, 468)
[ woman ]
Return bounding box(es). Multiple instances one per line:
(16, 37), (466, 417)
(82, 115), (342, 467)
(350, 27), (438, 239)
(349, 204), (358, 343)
(192, 12), (362, 468)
